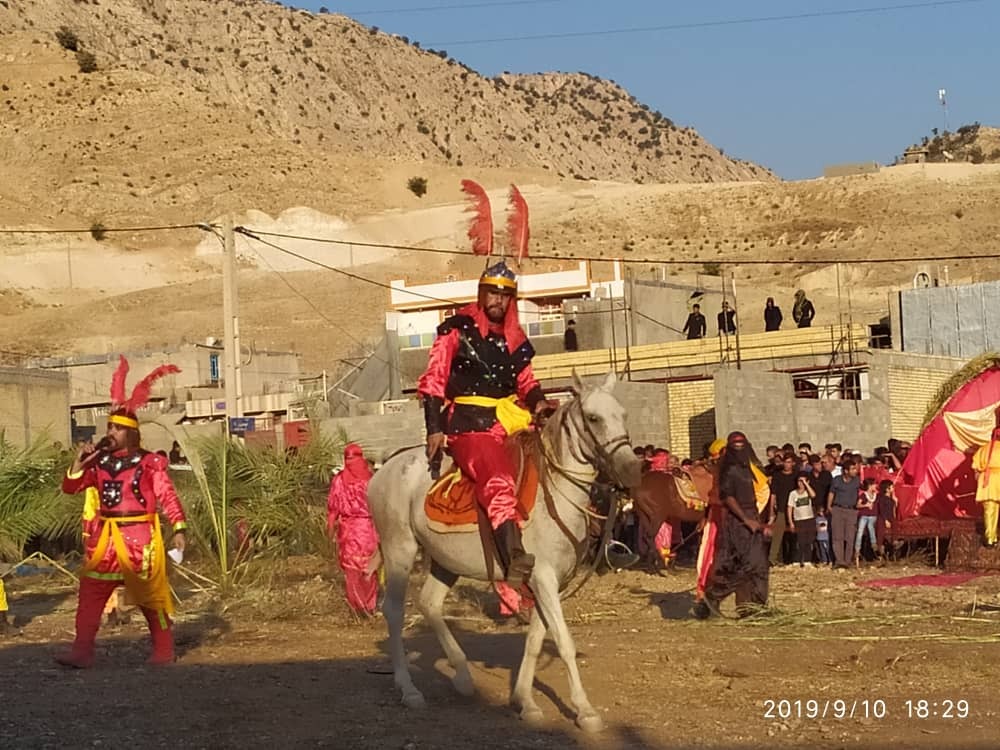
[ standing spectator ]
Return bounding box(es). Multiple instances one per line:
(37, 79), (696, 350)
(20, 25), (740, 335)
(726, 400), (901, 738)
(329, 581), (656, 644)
(815, 515), (832, 564)
(854, 479), (879, 566)
(563, 319), (579, 352)
(768, 453), (799, 566)
(972, 427), (1000, 548)
(824, 445), (843, 478)
(0, 578), (9, 633)
(826, 458), (861, 569)
(874, 479), (896, 560)
(787, 475), (817, 567)
(695, 432), (769, 618)
(764, 297), (783, 332)
(327, 443), (380, 615)
(792, 290), (815, 328)
(683, 304), (707, 340)
(717, 301), (737, 335)
(806, 454), (833, 517)
(168, 440), (187, 465)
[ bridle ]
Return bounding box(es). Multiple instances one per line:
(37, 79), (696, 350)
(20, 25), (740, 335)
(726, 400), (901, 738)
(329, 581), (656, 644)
(556, 395), (633, 491)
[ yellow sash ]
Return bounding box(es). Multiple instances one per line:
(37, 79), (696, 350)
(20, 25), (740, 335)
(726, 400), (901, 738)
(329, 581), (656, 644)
(84, 513), (173, 617)
(750, 464), (770, 515)
(454, 395), (532, 435)
(0, 578), (7, 612)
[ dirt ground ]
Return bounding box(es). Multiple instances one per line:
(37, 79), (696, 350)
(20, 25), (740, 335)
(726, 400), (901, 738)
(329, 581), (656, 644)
(1, 555), (997, 749)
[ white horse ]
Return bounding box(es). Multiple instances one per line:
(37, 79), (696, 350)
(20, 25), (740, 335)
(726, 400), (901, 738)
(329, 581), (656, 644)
(367, 372), (643, 732)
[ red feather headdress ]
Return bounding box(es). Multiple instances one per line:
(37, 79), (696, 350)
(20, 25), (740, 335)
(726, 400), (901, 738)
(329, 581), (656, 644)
(506, 184), (530, 263)
(109, 355), (181, 419)
(460, 179), (493, 257)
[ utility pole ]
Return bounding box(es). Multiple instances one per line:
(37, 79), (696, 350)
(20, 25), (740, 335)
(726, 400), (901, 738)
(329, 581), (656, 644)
(222, 218), (243, 427)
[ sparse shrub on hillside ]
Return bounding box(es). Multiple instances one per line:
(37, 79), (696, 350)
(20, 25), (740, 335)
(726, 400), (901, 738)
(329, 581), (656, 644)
(303, 37), (313, 48)
(55, 26), (79, 52)
(76, 50), (97, 74)
(702, 262), (722, 276)
(416, 121), (431, 135)
(90, 222), (107, 241)
(319, 6), (329, 12)
(407, 177), (428, 198)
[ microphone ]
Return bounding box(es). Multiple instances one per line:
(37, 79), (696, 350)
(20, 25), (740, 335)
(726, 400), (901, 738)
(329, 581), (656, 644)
(94, 436), (113, 453)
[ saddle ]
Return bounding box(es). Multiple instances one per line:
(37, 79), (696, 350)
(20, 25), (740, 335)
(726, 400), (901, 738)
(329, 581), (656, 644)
(674, 473), (707, 512)
(425, 433), (539, 534)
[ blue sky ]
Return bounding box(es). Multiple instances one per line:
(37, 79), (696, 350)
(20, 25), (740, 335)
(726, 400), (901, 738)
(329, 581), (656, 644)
(291, 1), (998, 179)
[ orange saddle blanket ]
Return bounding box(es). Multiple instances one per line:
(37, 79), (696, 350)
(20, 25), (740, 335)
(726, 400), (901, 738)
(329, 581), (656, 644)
(425, 437), (539, 533)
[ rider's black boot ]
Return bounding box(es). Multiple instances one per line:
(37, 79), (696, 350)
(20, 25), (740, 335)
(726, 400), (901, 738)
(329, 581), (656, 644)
(494, 520), (535, 583)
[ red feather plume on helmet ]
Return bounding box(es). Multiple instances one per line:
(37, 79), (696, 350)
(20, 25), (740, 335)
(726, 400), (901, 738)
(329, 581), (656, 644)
(109, 355), (181, 418)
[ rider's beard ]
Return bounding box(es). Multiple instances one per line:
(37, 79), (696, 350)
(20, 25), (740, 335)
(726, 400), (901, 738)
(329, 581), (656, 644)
(484, 303), (506, 324)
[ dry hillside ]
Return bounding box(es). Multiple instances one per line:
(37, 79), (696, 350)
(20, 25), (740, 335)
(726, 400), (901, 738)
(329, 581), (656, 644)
(2, 1), (999, 380)
(904, 123), (1000, 164)
(0, 0), (770, 230)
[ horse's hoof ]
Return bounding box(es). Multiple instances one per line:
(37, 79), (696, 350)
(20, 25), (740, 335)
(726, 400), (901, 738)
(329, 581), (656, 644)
(452, 673), (475, 697)
(402, 691), (427, 710)
(576, 713), (604, 734)
(519, 707), (545, 727)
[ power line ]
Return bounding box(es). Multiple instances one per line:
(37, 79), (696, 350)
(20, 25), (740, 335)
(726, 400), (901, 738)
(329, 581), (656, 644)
(348, 0), (562, 16)
(427, 0), (990, 45)
(217, 226), (390, 365)
(240, 227), (994, 267)
(235, 227), (465, 306)
(0, 223), (214, 235)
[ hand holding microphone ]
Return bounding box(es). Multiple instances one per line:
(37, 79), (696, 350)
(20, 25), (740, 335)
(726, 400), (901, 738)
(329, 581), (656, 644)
(73, 436), (112, 473)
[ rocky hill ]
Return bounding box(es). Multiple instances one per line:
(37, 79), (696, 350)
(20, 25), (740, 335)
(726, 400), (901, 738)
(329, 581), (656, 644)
(903, 123), (1000, 164)
(0, 0), (771, 228)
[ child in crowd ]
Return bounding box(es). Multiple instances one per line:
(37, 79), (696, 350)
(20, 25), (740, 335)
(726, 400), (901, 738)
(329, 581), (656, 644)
(855, 478), (879, 566)
(815, 514), (832, 565)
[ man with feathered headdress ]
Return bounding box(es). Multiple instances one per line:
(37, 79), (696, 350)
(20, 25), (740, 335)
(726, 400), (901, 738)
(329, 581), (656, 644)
(57, 356), (187, 668)
(418, 181), (554, 585)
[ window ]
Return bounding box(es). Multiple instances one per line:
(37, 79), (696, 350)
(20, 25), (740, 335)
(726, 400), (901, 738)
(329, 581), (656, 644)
(209, 353), (221, 384)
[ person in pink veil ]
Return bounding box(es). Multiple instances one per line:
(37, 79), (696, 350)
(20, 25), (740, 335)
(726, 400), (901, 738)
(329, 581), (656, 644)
(327, 444), (380, 614)
(648, 449), (681, 566)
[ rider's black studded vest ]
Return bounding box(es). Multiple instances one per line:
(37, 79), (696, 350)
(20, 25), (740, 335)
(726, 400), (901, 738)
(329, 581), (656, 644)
(438, 314), (534, 434)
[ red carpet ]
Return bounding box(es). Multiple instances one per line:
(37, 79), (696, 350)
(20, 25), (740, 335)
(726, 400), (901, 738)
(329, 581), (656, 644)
(859, 573), (986, 588)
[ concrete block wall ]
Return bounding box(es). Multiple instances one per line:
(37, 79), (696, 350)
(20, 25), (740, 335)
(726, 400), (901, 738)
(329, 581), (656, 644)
(666, 379), (717, 458)
(611, 380), (669, 450)
(714, 368), (894, 456)
(319, 411), (425, 464)
(0, 368), (71, 448)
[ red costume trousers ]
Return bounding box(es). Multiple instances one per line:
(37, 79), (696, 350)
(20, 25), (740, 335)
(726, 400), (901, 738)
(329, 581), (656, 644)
(64, 577), (173, 666)
(449, 430), (519, 529)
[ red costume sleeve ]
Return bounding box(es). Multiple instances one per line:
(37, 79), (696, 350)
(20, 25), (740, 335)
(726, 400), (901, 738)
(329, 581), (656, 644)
(62, 467), (96, 495)
(516, 364), (540, 401)
(327, 474), (342, 534)
(149, 454), (187, 532)
(417, 329), (460, 399)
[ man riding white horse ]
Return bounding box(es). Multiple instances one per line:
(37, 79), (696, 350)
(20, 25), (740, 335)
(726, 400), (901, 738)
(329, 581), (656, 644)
(418, 259), (554, 584)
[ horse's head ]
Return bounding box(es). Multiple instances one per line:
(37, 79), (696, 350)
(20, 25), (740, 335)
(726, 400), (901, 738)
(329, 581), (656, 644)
(550, 371), (643, 490)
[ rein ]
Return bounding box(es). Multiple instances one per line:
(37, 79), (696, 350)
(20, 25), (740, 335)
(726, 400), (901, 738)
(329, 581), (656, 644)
(534, 395), (633, 599)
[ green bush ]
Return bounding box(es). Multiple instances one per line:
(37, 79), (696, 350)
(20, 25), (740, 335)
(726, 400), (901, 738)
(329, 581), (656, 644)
(407, 176), (428, 198)
(55, 26), (79, 52)
(76, 50), (98, 74)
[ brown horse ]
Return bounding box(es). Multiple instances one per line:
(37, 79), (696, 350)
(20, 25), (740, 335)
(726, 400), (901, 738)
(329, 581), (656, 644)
(631, 464), (718, 569)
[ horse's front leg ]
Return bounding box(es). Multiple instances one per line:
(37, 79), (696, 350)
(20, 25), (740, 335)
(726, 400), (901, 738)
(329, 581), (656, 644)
(530, 566), (604, 733)
(382, 540), (425, 709)
(418, 561), (474, 697)
(511, 607), (546, 726)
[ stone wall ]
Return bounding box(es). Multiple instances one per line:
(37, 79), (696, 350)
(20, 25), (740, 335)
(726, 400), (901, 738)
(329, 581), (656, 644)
(0, 368), (70, 448)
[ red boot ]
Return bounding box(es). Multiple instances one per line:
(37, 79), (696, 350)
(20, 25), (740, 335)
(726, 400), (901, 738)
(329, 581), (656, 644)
(55, 578), (117, 669)
(143, 607), (175, 666)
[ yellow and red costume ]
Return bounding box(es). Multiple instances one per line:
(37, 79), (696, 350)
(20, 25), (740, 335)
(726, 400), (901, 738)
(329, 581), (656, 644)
(972, 427), (1000, 546)
(59, 356), (185, 667)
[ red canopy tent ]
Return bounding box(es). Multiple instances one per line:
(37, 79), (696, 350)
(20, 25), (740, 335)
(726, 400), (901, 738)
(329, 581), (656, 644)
(894, 363), (1000, 520)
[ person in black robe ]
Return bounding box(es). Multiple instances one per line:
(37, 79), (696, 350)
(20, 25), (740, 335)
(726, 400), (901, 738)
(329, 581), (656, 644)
(694, 431), (769, 618)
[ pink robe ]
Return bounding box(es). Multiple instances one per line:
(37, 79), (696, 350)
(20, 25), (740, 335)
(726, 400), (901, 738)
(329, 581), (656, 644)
(327, 454), (379, 614)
